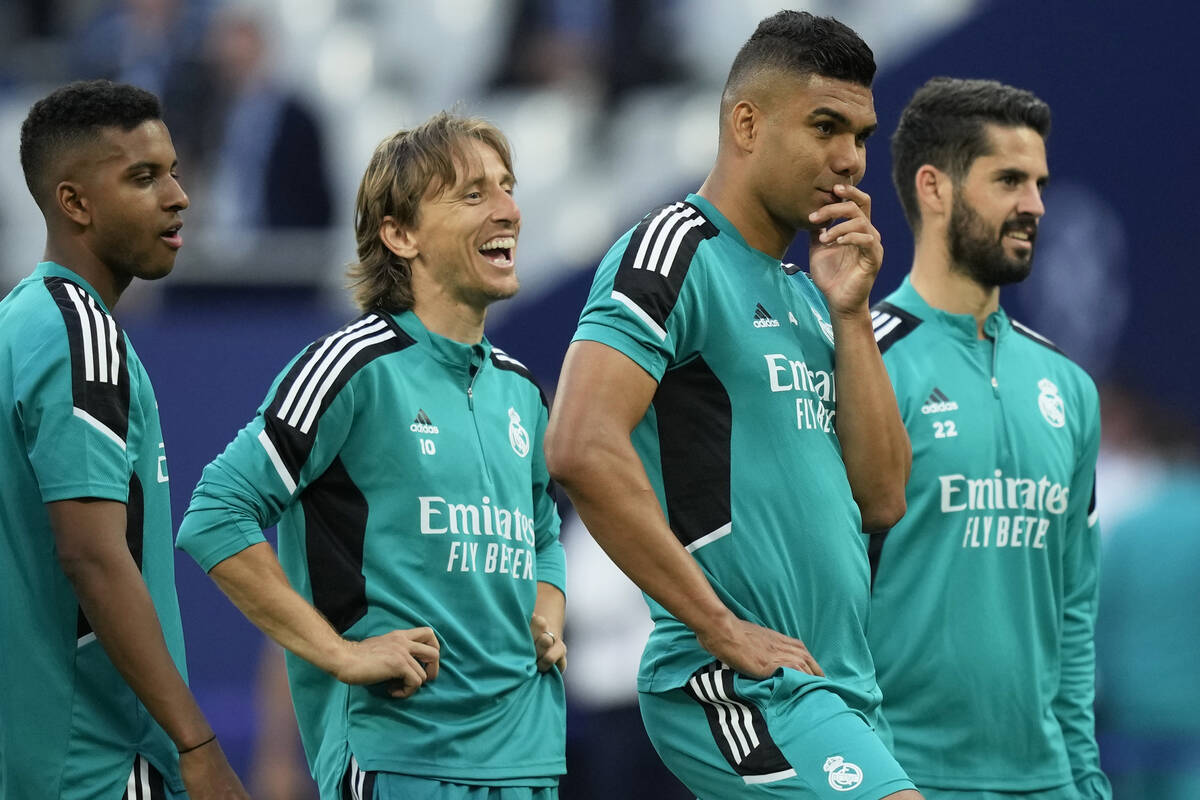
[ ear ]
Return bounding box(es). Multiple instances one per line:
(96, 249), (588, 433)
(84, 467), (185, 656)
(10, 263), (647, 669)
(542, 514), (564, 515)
(728, 100), (761, 154)
(54, 181), (91, 227)
(914, 164), (952, 220)
(380, 216), (418, 260)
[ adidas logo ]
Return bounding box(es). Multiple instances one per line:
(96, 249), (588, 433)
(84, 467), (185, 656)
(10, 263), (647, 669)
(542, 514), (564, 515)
(753, 303), (781, 328)
(921, 387), (959, 415)
(410, 409), (440, 434)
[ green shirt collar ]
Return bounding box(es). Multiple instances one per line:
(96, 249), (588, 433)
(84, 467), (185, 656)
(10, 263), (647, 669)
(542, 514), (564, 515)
(33, 261), (112, 314)
(893, 274), (1009, 342)
(391, 309), (491, 368)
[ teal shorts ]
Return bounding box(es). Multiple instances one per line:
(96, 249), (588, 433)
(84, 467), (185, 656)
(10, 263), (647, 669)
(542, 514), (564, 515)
(639, 663), (914, 799)
(340, 760), (557, 800)
(920, 787), (1080, 800)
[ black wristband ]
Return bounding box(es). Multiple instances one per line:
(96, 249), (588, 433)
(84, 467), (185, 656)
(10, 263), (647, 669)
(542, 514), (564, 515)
(177, 734), (216, 755)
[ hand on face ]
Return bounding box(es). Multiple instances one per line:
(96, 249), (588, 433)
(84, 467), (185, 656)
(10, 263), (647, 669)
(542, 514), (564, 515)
(806, 182), (882, 316)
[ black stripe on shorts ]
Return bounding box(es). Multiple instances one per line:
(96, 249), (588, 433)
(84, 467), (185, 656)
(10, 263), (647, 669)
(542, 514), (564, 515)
(682, 662), (796, 784)
(121, 755), (167, 800)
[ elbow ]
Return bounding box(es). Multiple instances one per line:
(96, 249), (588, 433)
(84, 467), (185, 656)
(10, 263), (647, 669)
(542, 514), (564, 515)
(544, 427), (586, 490)
(858, 493), (906, 533)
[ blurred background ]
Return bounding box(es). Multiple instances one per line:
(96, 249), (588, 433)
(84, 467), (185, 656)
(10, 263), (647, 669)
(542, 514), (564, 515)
(1, 0), (1196, 797)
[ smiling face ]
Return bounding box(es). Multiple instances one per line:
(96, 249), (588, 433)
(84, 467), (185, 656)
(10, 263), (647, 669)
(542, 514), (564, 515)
(947, 123), (1048, 287)
(750, 73), (877, 235)
(79, 119), (188, 283)
(405, 137), (521, 312)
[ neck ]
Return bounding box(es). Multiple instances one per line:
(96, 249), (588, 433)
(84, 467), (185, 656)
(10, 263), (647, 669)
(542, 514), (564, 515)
(410, 295), (487, 344)
(909, 232), (999, 339)
(698, 163), (792, 259)
(43, 237), (127, 310)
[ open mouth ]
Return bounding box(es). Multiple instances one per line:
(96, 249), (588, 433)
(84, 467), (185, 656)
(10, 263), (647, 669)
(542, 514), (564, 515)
(478, 236), (515, 267)
(160, 222), (183, 249)
(1001, 220), (1037, 246)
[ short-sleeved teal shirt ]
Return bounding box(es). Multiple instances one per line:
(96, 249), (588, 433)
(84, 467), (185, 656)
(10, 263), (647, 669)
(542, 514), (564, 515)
(0, 262), (186, 798)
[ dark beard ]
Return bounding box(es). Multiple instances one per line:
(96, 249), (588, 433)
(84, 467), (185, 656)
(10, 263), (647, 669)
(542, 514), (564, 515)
(947, 195), (1035, 287)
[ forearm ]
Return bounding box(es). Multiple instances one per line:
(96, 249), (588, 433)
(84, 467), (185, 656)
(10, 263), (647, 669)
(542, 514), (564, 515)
(555, 441), (736, 643)
(831, 308), (911, 530)
(208, 542), (351, 678)
(534, 582), (565, 638)
(51, 501), (212, 750)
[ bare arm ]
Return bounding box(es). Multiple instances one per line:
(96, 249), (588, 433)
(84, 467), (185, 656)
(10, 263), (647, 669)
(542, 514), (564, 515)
(545, 340), (822, 678)
(808, 183), (911, 531)
(49, 499), (248, 799)
(530, 581), (567, 672)
(208, 541), (440, 698)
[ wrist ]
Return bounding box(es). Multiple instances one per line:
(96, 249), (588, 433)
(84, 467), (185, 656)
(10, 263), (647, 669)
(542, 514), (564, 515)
(177, 732), (216, 755)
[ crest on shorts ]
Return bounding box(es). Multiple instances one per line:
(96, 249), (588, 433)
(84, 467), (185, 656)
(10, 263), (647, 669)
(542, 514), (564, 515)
(1037, 377), (1066, 428)
(823, 755), (863, 792)
(508, 407), (530, 457)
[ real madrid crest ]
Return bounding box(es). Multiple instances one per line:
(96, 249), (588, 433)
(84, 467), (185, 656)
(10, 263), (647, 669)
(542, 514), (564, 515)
(1037, 378), (1066, 428)
(823, 755), (863, 792)
(508, 407), (530, 457)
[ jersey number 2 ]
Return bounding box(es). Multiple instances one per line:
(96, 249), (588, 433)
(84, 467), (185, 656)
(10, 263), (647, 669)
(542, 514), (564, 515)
(933, 420), (957, 439)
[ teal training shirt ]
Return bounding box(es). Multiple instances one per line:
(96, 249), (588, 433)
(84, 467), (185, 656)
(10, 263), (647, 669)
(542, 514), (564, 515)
(177, 310), (566, 798)
(0, 262), (186, 798)
(869, 277), (1109, 797)
(573, 194), (883, 720)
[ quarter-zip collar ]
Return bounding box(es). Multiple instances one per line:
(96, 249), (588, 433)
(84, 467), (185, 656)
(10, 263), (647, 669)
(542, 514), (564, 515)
(390, 309), (491, 370)
(891, 275), (1009, 345)
(33, 261), (112, 314)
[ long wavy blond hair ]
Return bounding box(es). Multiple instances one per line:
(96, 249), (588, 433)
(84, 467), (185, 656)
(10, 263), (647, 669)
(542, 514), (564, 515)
(347, 112), (513, 313)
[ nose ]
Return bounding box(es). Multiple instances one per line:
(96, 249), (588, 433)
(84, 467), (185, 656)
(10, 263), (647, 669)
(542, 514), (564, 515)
(164, 174), (189, 212)
(492, 185), (520, 225)
(831, 134), (865, 183)
(1018, 183), (1045, 218)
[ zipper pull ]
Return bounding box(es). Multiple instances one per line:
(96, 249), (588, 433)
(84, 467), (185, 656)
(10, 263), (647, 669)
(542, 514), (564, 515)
(467, 385), (474, 410)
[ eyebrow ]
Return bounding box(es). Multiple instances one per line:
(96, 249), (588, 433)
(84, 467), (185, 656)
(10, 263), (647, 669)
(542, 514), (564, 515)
(459, 171), (517, 192)
(810, 107), (877, 139)
(123, 160), (176, 175)
(995, 167), (1050, 187)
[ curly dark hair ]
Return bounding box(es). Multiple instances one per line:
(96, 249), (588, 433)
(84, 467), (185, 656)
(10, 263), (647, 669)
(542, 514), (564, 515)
(891, 77), (1051, 232)
(19, 79), (162, 206)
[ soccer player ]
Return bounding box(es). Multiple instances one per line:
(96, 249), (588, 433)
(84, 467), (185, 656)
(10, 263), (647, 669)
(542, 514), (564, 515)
(868, 77), (1110, 798)
(176, 112), (567, 799)
(0, 80), (247, 799)
(545, 12), (921, 800)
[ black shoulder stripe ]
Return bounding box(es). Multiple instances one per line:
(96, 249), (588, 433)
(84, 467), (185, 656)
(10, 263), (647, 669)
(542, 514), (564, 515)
(490, 348), (547, 408)
(1011, 318), (1066, 356)
(611, 201), (720, 339)
(871, 301), (923, 355)
(44, 277), (130, 445)
(263, 313), (415, 487)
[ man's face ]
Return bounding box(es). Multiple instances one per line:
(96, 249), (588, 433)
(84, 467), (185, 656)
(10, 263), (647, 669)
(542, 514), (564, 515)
(408, 138), (521, 310)
(752, 74), (877, 234)
(947, 124), (1048, 287)
(81, 119), (188, 283)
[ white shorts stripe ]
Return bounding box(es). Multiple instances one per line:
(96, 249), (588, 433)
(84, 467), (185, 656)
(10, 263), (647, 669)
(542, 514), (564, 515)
(258, 429), (298, 494)
(74, 406), (126, 450)
(299, 329), (397, 434)
(742, 768), (798, 785)
(276, 316), (381, 424)
(685, 522), (732, 553)
(711, 668), (760, 749)
(611, 291), (667, 341)
(77, 632), (97, 648)
(701, 670), (752, 759)
(691, 674), (743, 762)
(1088, 508), (1099, 527)
(631, 203), (684, 272)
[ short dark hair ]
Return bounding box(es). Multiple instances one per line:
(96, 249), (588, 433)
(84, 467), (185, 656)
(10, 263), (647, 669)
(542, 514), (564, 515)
(891, 77), (1051, 231)
(19, 79), (162, 206)
(722, 10), (876, 115)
